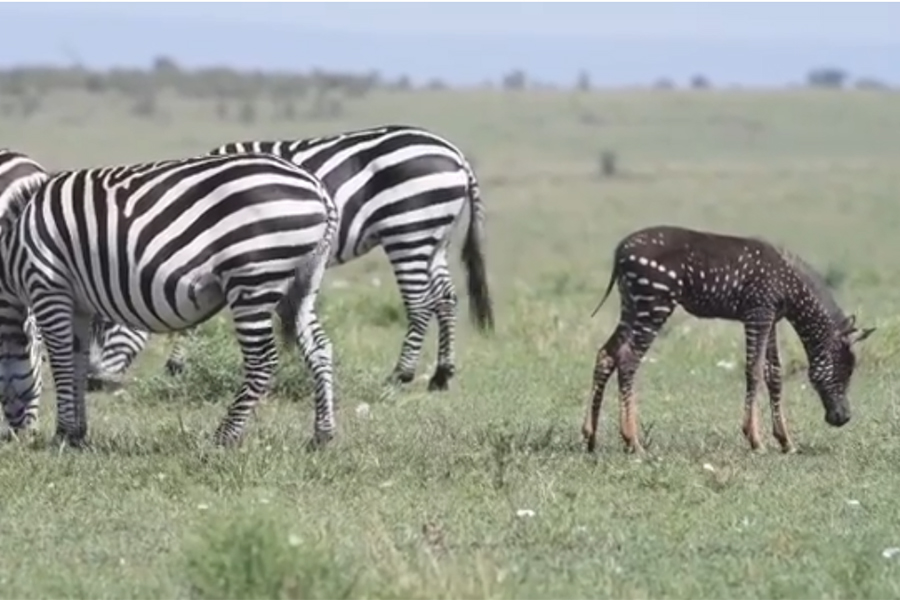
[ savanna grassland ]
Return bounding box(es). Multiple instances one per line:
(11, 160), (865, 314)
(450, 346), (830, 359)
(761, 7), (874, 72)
(3, 85), (900, 599)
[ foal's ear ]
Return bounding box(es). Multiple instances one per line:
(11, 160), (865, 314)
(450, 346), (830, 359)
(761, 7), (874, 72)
(851, 327), (877, 345)
(838, 314), (858, 335)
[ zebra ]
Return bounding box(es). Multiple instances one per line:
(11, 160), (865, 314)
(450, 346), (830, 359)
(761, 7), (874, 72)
(93, 124), (494, 391)
(0, 150), (46, 437)
(0, 150), (340, 448)
(1, 149), (153, 393)
(582, 225), (875, 455)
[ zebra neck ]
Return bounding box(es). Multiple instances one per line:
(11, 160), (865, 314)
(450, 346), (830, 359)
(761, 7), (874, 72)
(785, 302), (835, 360)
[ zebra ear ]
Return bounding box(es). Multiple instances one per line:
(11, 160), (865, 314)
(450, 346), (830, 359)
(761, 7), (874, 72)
(838, 314), (857, 335)
(851, 327), (876, 345)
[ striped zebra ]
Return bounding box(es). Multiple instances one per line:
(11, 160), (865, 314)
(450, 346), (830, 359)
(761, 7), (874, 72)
(0, 150), (155, 393)
(95, 124), (494, 391)
(0, 150), (45, 438)
(0, 150), (339, 447)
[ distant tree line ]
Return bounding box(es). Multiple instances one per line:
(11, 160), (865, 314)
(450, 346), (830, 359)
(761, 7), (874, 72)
(0, 58), (892, 123)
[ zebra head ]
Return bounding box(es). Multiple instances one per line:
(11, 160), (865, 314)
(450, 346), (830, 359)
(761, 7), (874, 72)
(807, 314), (875, 428)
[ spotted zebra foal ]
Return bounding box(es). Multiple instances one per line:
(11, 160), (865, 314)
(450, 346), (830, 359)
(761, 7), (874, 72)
(582, 225), (875, 455)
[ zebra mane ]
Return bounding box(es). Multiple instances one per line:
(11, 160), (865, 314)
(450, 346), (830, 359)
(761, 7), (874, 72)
(0, 172), (47, 234)
(774, 244), (846, 324)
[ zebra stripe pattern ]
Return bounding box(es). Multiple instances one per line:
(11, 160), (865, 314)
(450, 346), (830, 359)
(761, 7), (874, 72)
(0, 150), (151, 394)
(0, 150), (339, 447)
(96, 124), (494, 391)
(0, 150), (45, 438)
(583, 225), (875, 454)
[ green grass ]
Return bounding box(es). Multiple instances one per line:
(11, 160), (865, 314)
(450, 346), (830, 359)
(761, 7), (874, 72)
(3, 88), (900, 598)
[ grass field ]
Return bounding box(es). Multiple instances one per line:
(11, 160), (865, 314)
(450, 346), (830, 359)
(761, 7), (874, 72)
(3, 88), (900, 599)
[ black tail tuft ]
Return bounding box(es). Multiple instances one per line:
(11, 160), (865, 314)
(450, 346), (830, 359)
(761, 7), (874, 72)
(460, 163), (494, 333)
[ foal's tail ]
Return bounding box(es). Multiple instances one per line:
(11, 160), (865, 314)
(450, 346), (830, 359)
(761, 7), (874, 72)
(590, 255), (621, 318)
(276, 180), (340, 348)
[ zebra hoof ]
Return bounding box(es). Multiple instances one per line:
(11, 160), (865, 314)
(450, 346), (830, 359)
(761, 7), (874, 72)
(53, 430), (88, 450)
(306, 430), (334, 451)
(87, 376), (105, 392)
(165, 359), (186, 377)
(386, 371), (414, 387)
(427, 366), (454, 392)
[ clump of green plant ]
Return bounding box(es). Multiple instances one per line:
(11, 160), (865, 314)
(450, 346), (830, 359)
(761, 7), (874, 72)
(183, 510), (357, 600)
(129, 316), (319, 406)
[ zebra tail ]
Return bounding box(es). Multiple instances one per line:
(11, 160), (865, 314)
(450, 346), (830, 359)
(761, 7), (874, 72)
(590, 257), (621, 318)
(276, 182), (340, 349)
(460, 160), (495, 333)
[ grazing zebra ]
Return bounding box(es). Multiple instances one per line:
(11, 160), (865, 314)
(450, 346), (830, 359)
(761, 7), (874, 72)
(582, 225), (875, 455)
(0, 150), (148, 393)
(0, 150), (46, 437)
(0, 151), (339, 447)
(94, 124), (494, 391)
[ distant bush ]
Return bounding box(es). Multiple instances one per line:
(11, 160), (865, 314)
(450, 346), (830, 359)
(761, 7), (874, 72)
(690, 74), (711, 90)
(598, 149), (618, 178)
(807, 67), (848, 89)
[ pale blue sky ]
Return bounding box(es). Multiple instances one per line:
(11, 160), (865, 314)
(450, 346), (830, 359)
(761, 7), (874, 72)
(0, 3), (897, 86)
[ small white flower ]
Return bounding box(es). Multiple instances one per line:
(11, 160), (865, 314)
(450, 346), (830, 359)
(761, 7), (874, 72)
(516, 509), (536, 518)
(846, 499), (861, 507)
(259, 497), (270, 504)
(716, 360), (737, 371)
(883, 547), (900, 559)
(355, 403), (371, 419)
(702, 463), (716, 472)
(197, 503), (209, 511)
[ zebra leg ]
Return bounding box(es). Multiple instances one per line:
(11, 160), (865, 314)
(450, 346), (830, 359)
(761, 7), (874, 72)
(386, 252), (433, 386)
(41, 308), (92, 448)
(164, 332), (189, 376)
(582, 323), (629, 453)
(615, 306), (671, 454)
(294, 310), (335, 448)
(98, 321), (151, 377)
(764, 325), (795, 453)
(742, 311), (775, 452)
(285, 255), (336, 448)
(213, 309), (279, 447)
(1, 312), (43, 442)
(427, 250), (457, 392)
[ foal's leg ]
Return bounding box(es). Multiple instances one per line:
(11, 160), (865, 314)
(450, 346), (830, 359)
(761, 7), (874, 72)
(764, 325), (795, 453)
(582, 322), (628, 453)
(615, 300), (673, 454)
(742, 310), (775, 452)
